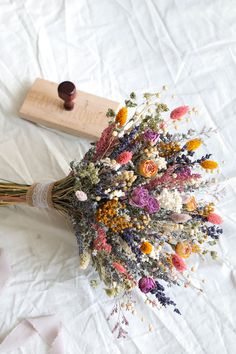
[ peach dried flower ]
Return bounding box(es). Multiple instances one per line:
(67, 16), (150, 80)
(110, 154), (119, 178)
(175, 242), (192, 259)
(139, 160), (158, 178)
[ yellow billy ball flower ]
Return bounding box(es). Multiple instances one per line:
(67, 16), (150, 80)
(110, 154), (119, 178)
(115, 107), (128, 127)
(200, 160), (218, 170)
(186, 139), (202, 151)
(140, 241), (153, 254)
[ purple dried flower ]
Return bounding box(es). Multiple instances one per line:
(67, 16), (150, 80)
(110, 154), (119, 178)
(138, 277), (156, 293)
(177, 166), (191, 178)
(143, 129), (159, 145)
(145, 196), (160, 214)
(129, 187), (150, 208)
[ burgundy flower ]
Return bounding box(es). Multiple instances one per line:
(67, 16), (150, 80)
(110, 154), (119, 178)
(138, 277), (156, 293)
(145, 196), (160, 214)
(129, 187), (150, 208)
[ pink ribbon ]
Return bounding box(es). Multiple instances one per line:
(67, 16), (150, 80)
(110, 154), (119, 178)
(0, 249), (64, 353)
(0, 248), (11, 292)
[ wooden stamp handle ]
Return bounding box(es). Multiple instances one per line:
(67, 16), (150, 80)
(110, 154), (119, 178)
(58, 81), (77, 110)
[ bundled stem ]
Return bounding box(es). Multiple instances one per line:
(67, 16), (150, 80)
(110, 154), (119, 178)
(0, 175), (76, 215)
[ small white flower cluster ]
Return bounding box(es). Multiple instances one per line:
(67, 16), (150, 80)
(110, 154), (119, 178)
(109, 190), (125, 199)
(158, 188), (183, 213)
(188, 178), (201, 187)
(100, 157), (121, 171)
(155, 156), (167, 170)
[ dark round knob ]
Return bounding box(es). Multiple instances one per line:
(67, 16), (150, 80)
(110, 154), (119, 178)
(58, 81), (77, 110)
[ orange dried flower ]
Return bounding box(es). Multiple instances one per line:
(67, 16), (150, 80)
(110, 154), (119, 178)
(175, 242), (192, 259)
(140, 241), (153, 254)
(115, 107), (128, 127)
(186, 139), (202, 151)
(185, 196), (197, 211)
(200, 160), (218, 170)
(139, 160), (158, 178)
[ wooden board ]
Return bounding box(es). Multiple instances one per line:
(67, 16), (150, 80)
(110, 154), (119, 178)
(19, 78), (120, 139)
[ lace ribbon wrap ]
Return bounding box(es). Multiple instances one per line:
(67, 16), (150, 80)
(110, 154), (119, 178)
(26, 183), (54, 208)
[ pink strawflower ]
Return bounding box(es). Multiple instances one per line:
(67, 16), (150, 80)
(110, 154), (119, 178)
(113, 262), (127, 274)
(116, 151), (133, 165)
(170, 106), (189, 120)
(207, 213), (223, 225)
(172, 254), (187, 272)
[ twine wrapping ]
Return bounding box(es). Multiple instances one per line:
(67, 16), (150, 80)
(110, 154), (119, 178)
(26, 182), (54, 208)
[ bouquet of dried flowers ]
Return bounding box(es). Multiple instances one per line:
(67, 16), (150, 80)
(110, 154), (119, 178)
(0, 89), (223, 338)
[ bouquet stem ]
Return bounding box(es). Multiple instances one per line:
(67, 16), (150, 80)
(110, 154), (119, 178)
(0, 175), (76, 215)
(0, 182), (30, 205)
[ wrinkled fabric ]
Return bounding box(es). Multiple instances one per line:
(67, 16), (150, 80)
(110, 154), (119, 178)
(0, 1), (236, 353)
(0, 248), (11, 292)
(0, 315), (63, 354)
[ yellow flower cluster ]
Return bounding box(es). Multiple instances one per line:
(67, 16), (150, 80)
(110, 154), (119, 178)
(158, 141), (181, 157)
(186, 139), (202, 151)
(96, 200), (132, 232)
(115, 107), (128, 127)
(198, 202), (215, 216)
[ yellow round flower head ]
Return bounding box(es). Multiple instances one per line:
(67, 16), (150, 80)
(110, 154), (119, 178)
(175, 242), (191, 258)
(115, 107), (128, 127)
(200, 160), (218, 170)
(140, 241), (153, 254)
(186, 139), (202, 151)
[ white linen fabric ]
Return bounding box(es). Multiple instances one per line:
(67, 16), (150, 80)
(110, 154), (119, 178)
(0, 0), (236, 353)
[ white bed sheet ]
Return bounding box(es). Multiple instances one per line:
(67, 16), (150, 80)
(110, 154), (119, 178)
(0, 0), (236, 353)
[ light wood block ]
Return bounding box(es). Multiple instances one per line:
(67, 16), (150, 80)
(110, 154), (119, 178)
(19, 78), (120, 139)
